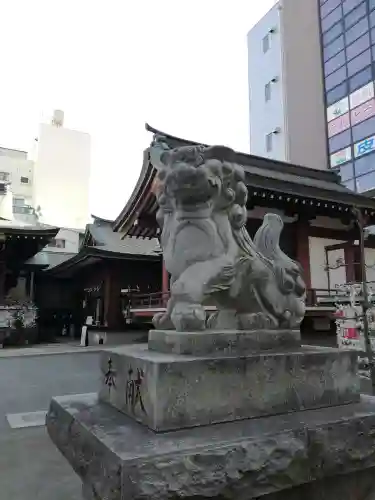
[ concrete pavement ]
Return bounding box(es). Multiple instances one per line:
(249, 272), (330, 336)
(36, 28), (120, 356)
(0, 343), (105, 358)
(0, 351), (100, 499)
(0, 428), (83, 500)
(0, 330), (148, 358)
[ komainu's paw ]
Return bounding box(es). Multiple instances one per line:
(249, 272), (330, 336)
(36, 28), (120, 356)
(171, 302), (206, 331)
(238, 312), (276, 330)
(152, 312), (174, 330)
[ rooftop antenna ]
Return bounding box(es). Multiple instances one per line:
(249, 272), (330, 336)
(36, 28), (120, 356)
(52, 110), (64, 128)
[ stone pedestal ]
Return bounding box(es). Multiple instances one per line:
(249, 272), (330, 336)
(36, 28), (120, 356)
(148, 328), (302, 355)
(98, 343), (359, 431)
(48, 392), (375, 500)
(46, 330), (375, 499)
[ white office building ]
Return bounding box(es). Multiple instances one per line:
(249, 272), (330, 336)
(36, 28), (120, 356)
(0, 110), (91, 229)
(33, 110), (91, 229)
(0, 147), (35, 222)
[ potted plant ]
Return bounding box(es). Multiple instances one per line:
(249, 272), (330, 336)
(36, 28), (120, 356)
(10, 308), (25, 345)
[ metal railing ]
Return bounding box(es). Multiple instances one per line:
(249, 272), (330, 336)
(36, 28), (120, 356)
(129, 291), (170, 309)
(129, 289), (347, 310)
(306, 288), (350, 306)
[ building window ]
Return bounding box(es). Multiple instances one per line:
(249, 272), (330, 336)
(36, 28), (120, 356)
(352, 114), (375, 141)
(320, 0), (342, 19)
(349, 65), (372, 92)
(370, 0), (375, 13)
(344, 2), (367, 30)
(329, 128), (352, 153)
(370, 9), (375, 27)
(321, 5), (343, 32)
(325, 65), (347, 91)
(342, 178), (356, 191)
(262, 34), (270, 53)
(346, 32), (370, 61)
(0, 172), (9, 182)
(324, 34), (345, 61)
(355, 151), (375, 175)
(13, 197), (24, 206)
(20, 176), (29, 184)
(343, 0), (365, 15)
(327, 81), (348, 105)
(323, 21), (343, 46)
(338, 162), (355, 181)
(13, 205), (33, 215)
(345, 16), (369, 46)
(355, 171), (375, 192)
(265, 82), (271, 101)
(47, 238), (66, 249)
(324, 49), (346, 76)
(265, 133), (273, 152)
(347, 48), (371, 77)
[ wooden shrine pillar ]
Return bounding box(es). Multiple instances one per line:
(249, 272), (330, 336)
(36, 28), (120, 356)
(295, 220), (311, 289)
(103, 276), (111, 328)
(104, 271), (122, 329)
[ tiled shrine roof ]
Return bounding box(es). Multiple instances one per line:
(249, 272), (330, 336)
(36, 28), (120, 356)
(113, 124), (375, 238)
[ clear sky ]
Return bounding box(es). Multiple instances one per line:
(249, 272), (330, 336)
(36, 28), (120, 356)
(0, 0), (275, 220)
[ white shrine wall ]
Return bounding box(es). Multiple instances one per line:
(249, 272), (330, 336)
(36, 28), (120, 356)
(308, 237), (346, 290)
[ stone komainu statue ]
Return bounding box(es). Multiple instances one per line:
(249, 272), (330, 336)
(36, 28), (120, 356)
(150, 135), (306, 332)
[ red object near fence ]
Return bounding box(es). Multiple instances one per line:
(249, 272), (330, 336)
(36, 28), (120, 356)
(343, 327), (358, 339)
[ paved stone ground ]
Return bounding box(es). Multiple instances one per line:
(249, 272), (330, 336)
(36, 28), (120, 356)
(0, 351), (100, 499)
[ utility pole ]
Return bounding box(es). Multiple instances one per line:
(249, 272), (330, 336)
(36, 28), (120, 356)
(352, 207), (375, 394)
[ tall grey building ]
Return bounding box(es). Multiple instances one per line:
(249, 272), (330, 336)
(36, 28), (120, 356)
(320, 0), (375, 193)
(248, 1), (328, 171)
(248, 0), (375, 193)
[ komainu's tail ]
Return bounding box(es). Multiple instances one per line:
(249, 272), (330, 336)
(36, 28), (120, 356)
(254, 213), (305, 296)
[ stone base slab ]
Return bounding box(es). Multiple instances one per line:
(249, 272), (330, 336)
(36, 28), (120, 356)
(47, 393), (375, 500)
(148, 328), (301, 355)
(98, 344), (360, 431)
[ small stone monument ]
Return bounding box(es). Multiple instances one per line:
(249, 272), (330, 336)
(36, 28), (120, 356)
(47, 135), (375, 500)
